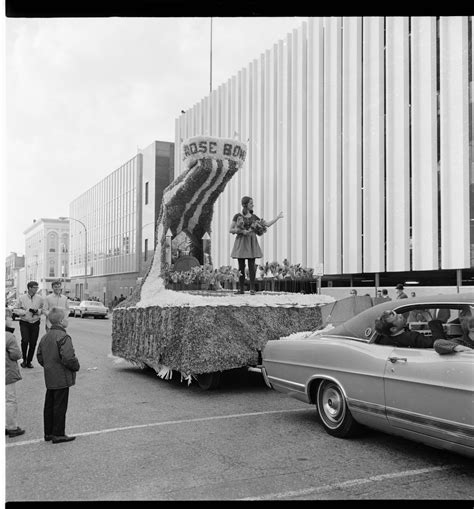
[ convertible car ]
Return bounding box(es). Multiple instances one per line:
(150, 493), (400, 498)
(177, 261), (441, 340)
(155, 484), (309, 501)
(261, 293), (474, 458)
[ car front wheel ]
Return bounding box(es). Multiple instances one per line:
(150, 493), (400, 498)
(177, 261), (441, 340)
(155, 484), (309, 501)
(316, 380), (360, 438)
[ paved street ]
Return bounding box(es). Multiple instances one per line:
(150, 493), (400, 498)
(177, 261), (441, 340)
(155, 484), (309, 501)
(5, 316), (474, 501)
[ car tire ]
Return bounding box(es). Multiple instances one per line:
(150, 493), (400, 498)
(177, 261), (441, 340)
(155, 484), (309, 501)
(196, 372), (221, 390)
(316, 380), (360, 438)
(81, 313), (86, 319)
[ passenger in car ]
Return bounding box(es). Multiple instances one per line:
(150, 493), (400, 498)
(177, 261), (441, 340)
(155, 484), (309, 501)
(374, 310), (445, 348)
(434, 308), (474, 355)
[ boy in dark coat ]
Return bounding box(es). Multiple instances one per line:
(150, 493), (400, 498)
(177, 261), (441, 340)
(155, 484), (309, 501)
(37, 307), (80, 443)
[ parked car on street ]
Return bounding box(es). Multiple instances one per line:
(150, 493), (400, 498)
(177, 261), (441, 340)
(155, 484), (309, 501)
(68, 300), (81, 317)
(261, 293), (474, 458)
(76, 300), (108, 319)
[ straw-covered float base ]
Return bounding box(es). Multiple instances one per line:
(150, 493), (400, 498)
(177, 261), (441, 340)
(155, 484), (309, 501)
(111, 301), (322, 380)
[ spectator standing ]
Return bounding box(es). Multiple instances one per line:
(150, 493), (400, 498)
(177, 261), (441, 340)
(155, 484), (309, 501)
(5, 308), (25, 438)
(373, 290), (385, 305)
(44, 280), (69, 332)
(381, 289), (391, 301)
(15, 281), (44, 368)
(349, 289), (358, 296)
(395, 283), (408, 300)
(37, 307), (80, 444)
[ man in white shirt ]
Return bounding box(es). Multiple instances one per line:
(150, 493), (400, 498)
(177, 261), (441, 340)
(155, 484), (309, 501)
(44, 280), (69, 332)
(15, 281), (44, 368)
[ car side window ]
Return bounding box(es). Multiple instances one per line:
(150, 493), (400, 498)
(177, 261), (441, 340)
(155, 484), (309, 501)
(406, 305), (467, 338)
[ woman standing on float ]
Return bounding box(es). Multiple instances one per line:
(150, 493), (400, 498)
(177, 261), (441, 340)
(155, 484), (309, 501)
(230, 196), (283, 295)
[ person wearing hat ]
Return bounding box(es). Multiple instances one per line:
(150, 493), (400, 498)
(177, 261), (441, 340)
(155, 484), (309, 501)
(44, 280), (69, 332)
(15, 281), (44, 368)
(230, 196), (283, 295)
(395, 283), (408, 300)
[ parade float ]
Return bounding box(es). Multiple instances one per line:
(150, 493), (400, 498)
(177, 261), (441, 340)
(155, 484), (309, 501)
(111, 135), (334, 389)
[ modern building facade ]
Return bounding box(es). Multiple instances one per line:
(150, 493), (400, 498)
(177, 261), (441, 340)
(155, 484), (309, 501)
(22, 218), (71, 296)
(175, 16), (474, 290)
(68, 140), (174, 304)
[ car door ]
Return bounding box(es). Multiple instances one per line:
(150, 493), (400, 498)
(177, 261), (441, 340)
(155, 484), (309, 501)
(383, 347), (474, 448)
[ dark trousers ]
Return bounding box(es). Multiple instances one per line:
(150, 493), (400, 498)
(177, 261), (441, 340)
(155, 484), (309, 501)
(44, 388), (70, 437)
(19, 321), (40, 364)
(238, 258), (256, 291)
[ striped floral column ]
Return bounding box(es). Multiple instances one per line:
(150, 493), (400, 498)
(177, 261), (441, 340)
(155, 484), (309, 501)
(140, 136), (247, 301)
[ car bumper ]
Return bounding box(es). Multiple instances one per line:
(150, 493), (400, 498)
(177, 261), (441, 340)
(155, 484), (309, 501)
(79, 310), (108, 316)
(247, 365), (273, 389)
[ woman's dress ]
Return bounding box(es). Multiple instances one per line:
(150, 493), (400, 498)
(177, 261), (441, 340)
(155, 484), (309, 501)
(230, 213), (263, 259)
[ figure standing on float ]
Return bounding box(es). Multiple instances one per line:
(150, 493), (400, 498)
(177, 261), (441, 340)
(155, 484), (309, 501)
(230, 196), (283, 295)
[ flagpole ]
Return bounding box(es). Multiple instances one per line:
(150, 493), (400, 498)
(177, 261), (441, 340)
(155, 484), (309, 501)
(210, 17), (213, 92)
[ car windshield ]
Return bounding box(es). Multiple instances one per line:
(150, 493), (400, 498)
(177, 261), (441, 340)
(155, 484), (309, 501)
(82, 301), (102, 306)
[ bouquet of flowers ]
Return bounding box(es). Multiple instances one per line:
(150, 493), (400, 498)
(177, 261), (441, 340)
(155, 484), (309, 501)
(234, 215), (248, 236)
(250, 218), (267, 236)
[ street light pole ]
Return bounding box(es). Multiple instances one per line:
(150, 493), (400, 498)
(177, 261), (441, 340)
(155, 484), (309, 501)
(60, 216), (88, 299)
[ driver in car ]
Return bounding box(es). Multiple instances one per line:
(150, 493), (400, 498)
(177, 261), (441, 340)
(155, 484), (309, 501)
(375, 310), (445, 348)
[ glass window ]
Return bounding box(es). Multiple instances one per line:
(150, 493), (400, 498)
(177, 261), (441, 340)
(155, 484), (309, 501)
(48, 232), (57, 252)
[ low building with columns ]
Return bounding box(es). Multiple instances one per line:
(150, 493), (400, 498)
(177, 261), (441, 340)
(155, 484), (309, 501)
(23, 218), (71, 296)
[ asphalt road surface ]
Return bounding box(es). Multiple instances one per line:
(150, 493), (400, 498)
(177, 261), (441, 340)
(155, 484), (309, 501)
(5, 316), (474, 501)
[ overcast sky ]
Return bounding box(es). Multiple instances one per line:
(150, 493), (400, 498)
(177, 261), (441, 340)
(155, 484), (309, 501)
(2, 16), (306, 257)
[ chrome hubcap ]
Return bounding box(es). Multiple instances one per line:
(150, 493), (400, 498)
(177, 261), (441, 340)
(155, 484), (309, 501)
(322, 385), (344, 423)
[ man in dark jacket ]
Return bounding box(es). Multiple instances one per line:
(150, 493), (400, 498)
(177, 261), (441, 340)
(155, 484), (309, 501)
(5, 308), (25, 438)
(375, 309), (445, 348)
(37, 307), (80, 444)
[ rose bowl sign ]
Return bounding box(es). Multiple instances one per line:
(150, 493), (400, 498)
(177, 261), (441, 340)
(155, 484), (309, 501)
(182, 136), (247, 168)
